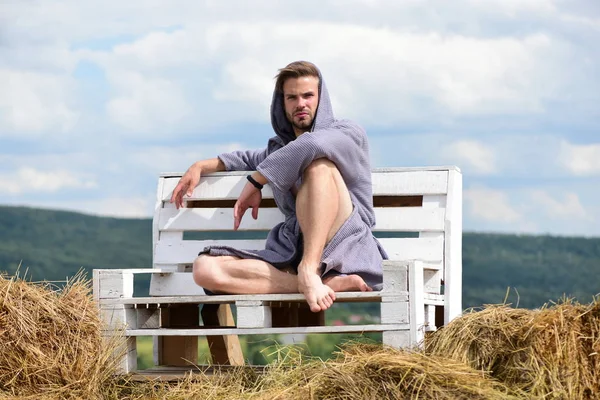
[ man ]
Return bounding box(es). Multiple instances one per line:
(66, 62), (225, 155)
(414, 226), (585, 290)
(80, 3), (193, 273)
(171, 61), (386, 313)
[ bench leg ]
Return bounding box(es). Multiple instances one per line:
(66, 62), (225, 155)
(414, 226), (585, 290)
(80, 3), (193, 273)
(157, 305), (199, 367)
(201, 304), (244, 366)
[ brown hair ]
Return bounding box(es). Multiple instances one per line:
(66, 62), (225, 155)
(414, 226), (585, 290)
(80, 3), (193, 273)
(275, 61), (320, 93)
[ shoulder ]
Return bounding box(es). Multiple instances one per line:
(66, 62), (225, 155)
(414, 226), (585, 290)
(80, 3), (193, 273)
(330, 119), (366, 136)
(326, 119), (368, 146)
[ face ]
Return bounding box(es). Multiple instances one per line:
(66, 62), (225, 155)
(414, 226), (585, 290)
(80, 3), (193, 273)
(282, 76), (319, 137)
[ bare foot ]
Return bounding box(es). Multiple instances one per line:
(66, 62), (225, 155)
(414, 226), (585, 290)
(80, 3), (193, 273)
(297, 268), (336, 313)
(323, 274), (372, 292)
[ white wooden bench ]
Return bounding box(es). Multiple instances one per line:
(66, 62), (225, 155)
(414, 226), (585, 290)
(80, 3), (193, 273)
(93, 167), (462, 373)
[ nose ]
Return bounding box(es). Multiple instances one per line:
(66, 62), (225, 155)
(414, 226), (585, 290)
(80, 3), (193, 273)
(297, 97), (308, 109)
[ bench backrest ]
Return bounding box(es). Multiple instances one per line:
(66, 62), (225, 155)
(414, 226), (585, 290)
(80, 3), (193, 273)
(152, 167), (462, 320)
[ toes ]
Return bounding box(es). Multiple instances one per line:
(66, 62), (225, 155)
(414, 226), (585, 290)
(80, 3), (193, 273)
(328, 288), (336, 301)
(309, 297), (322, 312)
(317, 298), (327, 311)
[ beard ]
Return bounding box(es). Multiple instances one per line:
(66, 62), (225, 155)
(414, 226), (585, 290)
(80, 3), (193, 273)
(286, 110), (314, 133)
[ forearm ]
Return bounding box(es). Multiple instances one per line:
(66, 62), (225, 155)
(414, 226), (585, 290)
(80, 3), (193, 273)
(193, 158), (226, 174)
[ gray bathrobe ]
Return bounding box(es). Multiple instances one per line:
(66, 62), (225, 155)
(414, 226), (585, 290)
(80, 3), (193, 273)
(203, 70), (386, 290)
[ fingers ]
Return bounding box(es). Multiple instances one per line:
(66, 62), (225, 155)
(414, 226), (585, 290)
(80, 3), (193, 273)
(233, 201), (247, 231)
(187, 175), (199, 197)
(252, 205), (259, 220)
(170, 182), (184, 206)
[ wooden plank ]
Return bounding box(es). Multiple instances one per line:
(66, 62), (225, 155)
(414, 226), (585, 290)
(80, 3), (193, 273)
(162, 175), (275, 201)
(371, 170), (448, 195)
(382, 260), (408, 293)
(409, 261), (425, 346)
(153, 177), (166, 260)
(95, 270), (134, 300)
(154, 236), (444, 266)
(124, 324), (410, 336)
(160, 170), (449, 201)
(101, 291), (404, 305)
(137, 308), (160, 329)
(236, 301), (272, 328)
(100, 306), (137, 329)
(382, 331), (410, 349)
(444, 169), (463, 324)
(422, 195), (446, 209)
(381, 301), (409, 324)
(158, 208), (283, 231)
(149, 271), (206, 297)
(159, 167), (459, 179)
(101, 292), (441, 308)
(113, 337), (137, 374)
(96, 268), (174, 274)
(154, 239), (265, 265)
(425, 305), (437, 332)
(201, 305), (244, 366)
(157, 207), (446, 233)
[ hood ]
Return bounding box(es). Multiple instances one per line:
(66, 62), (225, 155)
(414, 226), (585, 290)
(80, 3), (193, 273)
(270, 66), (336, 144)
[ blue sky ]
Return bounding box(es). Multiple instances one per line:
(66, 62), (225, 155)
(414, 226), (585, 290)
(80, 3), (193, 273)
(1, 0), (599, 236)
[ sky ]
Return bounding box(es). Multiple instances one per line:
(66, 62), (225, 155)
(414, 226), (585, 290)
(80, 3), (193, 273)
(0, 0), (599, 236)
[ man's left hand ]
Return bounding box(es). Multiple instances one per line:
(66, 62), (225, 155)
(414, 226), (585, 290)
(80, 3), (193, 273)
(233, 182), (262, 230)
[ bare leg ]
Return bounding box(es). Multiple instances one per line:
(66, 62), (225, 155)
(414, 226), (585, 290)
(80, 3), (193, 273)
(192, 159), (369, 307)
(295, 159), (370, 313)
(193, 255), (298, 294)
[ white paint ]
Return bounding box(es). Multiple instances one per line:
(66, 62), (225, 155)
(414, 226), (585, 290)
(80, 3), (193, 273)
(157, 207), (446, 232)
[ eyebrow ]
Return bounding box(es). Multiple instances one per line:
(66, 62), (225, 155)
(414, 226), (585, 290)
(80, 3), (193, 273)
(285, 90), (315, 98)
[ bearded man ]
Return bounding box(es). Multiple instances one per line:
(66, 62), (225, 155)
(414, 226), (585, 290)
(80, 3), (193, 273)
(171, 61), (387, 313)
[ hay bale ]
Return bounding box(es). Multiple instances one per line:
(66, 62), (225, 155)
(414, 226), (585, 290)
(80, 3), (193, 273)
(0, 272), (122, 399)
(281, 344), (521, 400)
(427, 299), (600, 399)
(116, 344), (519, 400)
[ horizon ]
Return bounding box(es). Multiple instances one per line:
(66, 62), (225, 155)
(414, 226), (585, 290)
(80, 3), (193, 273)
(3, 204), (599, 240)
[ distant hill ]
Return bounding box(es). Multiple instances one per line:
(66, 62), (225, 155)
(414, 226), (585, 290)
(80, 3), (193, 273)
(1, 205), (599, 308)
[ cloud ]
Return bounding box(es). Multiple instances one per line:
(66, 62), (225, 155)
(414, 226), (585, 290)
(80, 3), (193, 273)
(71, 21), (569, 134)
(106, 71), (191, 133)
(467, 0), (556, 15)
(559, 140), (600, 176)
(529, 190), (587, 219)
(0, 167), (96, 194)
(442, 140), (497, 174)
(0, 69), (79, 135)
(465, 187), (521, 223)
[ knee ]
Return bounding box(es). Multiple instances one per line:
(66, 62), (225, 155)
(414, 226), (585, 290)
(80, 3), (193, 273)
(303, 158), (336, 180)
(192, 255), (224, 290)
